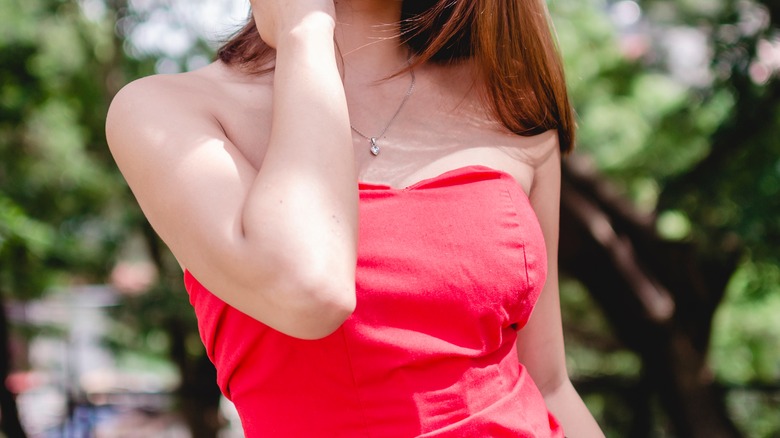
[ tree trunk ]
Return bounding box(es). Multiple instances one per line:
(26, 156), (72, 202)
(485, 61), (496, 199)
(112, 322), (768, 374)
(0, 296), (27, 438)
(168, 318), (222, 438)
(559, 156), (742, 437)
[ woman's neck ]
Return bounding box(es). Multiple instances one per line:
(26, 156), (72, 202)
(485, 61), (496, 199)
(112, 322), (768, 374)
(334, 0), (408, 83)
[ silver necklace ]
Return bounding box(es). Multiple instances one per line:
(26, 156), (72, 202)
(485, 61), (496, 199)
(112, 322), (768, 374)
(350, 67), (416, 156)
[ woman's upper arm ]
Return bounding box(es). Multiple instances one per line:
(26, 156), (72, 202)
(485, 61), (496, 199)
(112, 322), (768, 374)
(515, 135), (569, 394)
(107, 76), (258, 282)
(106, 76), (354, 338)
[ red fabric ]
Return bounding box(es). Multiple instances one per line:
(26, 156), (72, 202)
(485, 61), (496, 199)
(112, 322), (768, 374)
(184, 165), (564, 437)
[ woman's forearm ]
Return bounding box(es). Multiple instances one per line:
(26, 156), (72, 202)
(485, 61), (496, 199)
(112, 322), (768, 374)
(238, 16), (359, 338)
(543, 379), (605, 438)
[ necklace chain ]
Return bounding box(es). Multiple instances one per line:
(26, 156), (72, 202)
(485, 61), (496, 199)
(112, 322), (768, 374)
(350, 67), (416, 156)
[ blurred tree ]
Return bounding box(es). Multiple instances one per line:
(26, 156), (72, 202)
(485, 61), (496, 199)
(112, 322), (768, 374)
(553, 0), (780, 436)
(0, 0), (124, 435)
(0, 0), (221, 435)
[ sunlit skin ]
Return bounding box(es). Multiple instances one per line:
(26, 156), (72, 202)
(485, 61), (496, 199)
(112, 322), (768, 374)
(106, 0), (604, 435)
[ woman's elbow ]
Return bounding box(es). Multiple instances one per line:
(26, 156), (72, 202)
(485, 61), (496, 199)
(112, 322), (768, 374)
(257, 265), (357, 340)
(288, 281), (356, 340)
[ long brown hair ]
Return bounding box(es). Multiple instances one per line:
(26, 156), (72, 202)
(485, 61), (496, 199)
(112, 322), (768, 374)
(217, 0), (575, 153)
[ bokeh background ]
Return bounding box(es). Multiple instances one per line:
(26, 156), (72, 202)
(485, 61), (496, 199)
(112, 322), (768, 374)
(1, 0), (779, 436)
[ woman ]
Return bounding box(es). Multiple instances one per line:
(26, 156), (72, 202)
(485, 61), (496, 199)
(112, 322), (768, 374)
(107, 0), (604, 436)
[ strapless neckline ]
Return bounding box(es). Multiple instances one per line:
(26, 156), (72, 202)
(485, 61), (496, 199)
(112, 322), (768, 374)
(358, 164), (528, 196)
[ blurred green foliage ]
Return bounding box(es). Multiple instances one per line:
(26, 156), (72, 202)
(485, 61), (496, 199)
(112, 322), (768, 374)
(0, 0), (130, 300)
(551, 0), (780, 435)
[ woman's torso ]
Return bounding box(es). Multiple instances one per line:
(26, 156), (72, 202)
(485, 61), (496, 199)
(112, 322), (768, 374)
(185, 163), (561, 436)
(168, 60), (561, 436)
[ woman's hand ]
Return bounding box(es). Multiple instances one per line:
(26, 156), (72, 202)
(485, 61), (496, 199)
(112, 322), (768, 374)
(250, 0), (337, 48)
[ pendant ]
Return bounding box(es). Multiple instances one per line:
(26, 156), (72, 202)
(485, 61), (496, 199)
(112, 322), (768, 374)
(369, 137), (380, 156)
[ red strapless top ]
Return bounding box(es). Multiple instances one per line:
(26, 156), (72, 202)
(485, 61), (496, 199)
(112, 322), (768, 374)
(184, 165), (564, 437)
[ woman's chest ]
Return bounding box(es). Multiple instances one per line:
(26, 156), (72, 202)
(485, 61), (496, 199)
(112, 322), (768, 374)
(354, 167), (548, 340)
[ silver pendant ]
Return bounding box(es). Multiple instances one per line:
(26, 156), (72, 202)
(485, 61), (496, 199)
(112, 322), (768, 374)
(369, 137), (380, 156)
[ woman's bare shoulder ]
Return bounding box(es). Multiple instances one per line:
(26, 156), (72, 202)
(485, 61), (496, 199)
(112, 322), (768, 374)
(496, 129), (560, 170)
(106, 62), (273, 165)
(107, 66), (217, 137)
(106, 64), (247, 181)
(110, 62), (252, 119)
